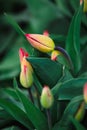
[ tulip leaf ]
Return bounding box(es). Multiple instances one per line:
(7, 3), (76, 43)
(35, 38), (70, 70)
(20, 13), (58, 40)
(2, 88), (19, 100)
(0, 98), (34, 130)
(15, 87), (49, 130)
(52, 96), (83, 130)
(66, 4), (83, 75)
(57, 55), (71, 70)
(27, 57), (62, 87)
(70, 116), (86, 130)
(4, 13), (25, 39)
(0, 109), (14, 129)
(33, 73), (42, 94)
(52, 77), (87, 100)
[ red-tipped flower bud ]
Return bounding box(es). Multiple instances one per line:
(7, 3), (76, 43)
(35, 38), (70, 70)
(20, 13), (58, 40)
(83, 83), (87, 103)
(19, 48), (33, 88)
(25, 34), (55, 53)
(43, 30), (49, 36)
(51, 50), (61, 61)
(40, 86), (54, 109)
(80, 0), (83, 5)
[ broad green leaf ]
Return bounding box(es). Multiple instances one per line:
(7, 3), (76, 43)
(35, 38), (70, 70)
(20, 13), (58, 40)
(81, 45), (87, 73)
(33, 73), (42, 94)
(59, 68), (73, 83)
(57, 55), (71, 70)
(15, 87), (48, 130)
(27, 57), (62, 87)
(66, 4), (83, 75)
(70, 116), (86, 130)
(0, 109), (13, 129)
(60, 96), (83, 124)
(2, 88), (19, 100)
(5, 14), (25, 39)
(52, 96), (83, 130)
(3, 126), (21, 130)
(0, 99), (33, 130)
(52, 78), (87, 100)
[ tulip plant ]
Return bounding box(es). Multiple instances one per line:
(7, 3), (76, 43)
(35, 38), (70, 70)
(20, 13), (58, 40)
(0, 0), (87, 130)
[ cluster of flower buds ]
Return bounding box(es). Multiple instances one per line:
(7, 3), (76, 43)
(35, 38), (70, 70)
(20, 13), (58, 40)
(25, 32), (72, 69)
(19, 48), (33, 88)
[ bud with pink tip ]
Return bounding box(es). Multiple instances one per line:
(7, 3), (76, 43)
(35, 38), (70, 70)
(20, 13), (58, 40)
(25, 34), (55, 53)
(40, 86), (54, 109)
(83, 83), (87, 103)
(19, 48), (33, 88)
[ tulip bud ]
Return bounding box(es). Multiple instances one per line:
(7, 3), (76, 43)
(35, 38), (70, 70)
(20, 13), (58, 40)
(51, 50), (61, 61)
(40, 86), (54, 109)
(19, 48), (33, 88)
(83, 0), (87, 12)
(20, 65), (33, 88)
(43, 30), (49, 36)
(75, 102), (85, 121)
(19, 48), (28, 63)
(25, 34), (55, 53)
(80, 0), (83, 5)
(83, 83), (87, 103)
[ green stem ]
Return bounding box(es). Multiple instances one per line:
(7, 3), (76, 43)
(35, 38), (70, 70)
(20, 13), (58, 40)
(28, 88), (34, 103)
(34, 83), (41, 109)
(46, 109), (52, 130)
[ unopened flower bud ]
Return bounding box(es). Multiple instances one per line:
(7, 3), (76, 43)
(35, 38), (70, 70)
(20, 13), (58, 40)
(75, 102), (85, 121)
(40, 86), (54, 109)
(43, 30), (49, 36)
(83, 0), (87, 12)
(83, 83), (87, 103)
(25, 34), (55, 53)
(20, 64), (33, 88)
(80, 0), (83, 5)
(19, 48), (28, 63)
(51, 50), (61, 61)
(19, 48), (33, 88)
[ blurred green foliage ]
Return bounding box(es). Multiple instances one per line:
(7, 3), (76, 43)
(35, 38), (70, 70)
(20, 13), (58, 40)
(0, 0), (87, 130)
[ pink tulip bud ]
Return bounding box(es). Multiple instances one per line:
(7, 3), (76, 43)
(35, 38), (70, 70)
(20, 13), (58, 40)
(19, 48), (33, 88)
(80, 0), (83, 5)
(51, 50), (61, 61)
(19, 48), (28, 63)
(20, 64), (33, 88)
(25, 34), (55, 53)
(83, 83), (87, 103)
(43, 30), (49, 36)
(40, 86), (54, 109)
